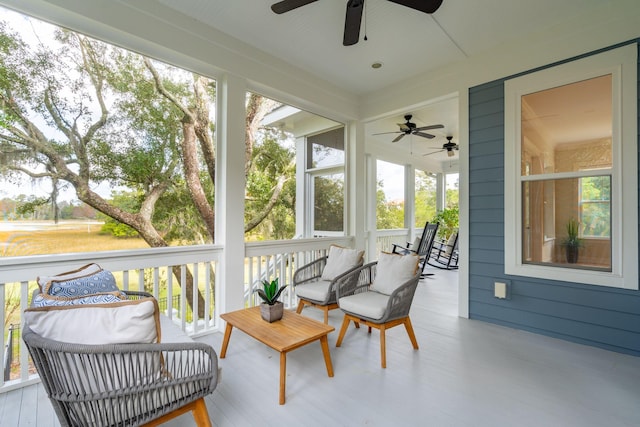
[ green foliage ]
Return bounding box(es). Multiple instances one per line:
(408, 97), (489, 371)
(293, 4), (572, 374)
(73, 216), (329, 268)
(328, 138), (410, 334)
(562, 217), (583, 248)
(100, 219), (139, 238)
(376, 181), (404, 230)
(245, 132), (297, 240)
(15, 196), (49, 215)
(415, 170), (437, 227)
(431, 206), (459, 240)
(254, 277), (287, 305)
(98, 191), (140, 238)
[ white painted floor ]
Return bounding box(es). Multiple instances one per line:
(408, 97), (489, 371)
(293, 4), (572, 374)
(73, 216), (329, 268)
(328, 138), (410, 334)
(2, 269), (640, 426)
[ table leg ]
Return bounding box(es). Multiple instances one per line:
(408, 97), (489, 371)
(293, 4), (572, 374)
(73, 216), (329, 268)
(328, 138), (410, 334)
(219, 323), (233, 358)
(319, 335), (334, 377)
(279, 352), (286, 405)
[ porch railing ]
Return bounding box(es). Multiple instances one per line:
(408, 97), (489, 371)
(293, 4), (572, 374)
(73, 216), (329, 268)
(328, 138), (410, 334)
(244, 236), (354, 308)
(0, 232), (406, 392)
(0, 236), (358, 392)
(0, 245), (221, 392)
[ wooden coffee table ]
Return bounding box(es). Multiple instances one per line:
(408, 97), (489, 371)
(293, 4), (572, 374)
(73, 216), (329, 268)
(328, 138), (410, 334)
(219, 306), (335, 404)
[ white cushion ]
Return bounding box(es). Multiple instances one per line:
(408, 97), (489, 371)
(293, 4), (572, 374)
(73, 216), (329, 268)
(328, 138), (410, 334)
(339, 292), (390, 320)
(411, 236), (421, 249)
(37, 263), (102, 291)
(445, 233), (457, 255)
(320, 245), (364, 281)
(295, 279), (333, 302)
(24, 298), (161, 345)
(370, 252), (419, 295)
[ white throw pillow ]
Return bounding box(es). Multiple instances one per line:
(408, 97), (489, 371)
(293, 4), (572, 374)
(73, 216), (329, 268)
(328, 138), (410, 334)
(320, 245), (364, 281)
(24, 297), (161, 345)
(370, 251), (419, 295)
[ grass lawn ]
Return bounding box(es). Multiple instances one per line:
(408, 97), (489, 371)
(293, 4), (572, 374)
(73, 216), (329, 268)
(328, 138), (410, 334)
(0, 221), (148, 256)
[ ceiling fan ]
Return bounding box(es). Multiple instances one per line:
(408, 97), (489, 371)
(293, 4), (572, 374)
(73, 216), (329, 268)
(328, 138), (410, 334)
(423, 135), (459, 157)
(373, 114), (444, 143)
(271, 0), (444, 46)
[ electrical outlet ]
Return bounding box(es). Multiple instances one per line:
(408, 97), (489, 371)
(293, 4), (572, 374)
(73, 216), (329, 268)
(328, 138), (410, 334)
(494, 281), (510, 299)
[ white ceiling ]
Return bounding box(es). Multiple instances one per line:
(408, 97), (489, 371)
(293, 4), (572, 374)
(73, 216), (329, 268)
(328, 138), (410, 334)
(150, 0), (604, 166)
(156, 0), (603, 95)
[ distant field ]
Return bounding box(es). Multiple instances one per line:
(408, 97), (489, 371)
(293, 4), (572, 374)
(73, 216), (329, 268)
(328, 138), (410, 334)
(0, 220), (149, 256)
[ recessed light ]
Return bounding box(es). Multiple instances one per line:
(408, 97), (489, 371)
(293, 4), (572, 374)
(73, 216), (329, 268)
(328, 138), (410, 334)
(371, 62), (383, 69)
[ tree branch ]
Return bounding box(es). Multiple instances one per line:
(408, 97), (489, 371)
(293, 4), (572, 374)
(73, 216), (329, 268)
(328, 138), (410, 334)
(144, 57), (193, 120)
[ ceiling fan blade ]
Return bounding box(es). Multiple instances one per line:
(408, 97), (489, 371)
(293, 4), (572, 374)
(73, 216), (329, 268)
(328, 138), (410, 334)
(392, 133), (406, 143)
(423, 149), (445, 156)
(373, 131), (402, 135)
(387, 0), (443, 14)
(343, 0), (364, 46)
(271, 0), (318, 14)
(413, 131), (436, 139)
(414, 124), (444, 132)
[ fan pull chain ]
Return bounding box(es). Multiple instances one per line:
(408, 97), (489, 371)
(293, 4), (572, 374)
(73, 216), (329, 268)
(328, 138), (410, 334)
(363, 0), (368, 41)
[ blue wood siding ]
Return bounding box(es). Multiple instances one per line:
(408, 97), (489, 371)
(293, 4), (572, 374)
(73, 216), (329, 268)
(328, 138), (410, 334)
(467, 42), (640, 356)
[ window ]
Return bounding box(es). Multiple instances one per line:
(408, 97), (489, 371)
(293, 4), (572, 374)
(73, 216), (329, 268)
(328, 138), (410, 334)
(305, 127), (346, 237)
(246, 98), (344, 240)
(504, 44), (637, 289)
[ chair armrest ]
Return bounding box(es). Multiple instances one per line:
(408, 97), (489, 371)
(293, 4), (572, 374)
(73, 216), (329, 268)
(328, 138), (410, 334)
(124, 290), (154, 299)
(23, 325), (218, 423)
(380, 272), (421, 323)
(335, 261), (377, 299)
(391, 242), (412, 254)
(293, 256), (327, 286)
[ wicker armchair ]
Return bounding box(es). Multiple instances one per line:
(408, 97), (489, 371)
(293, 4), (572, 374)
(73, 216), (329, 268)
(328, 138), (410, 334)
(335, 259), (421, 368)
(293, 248), (364, 323)
(23, 291), (218, 427)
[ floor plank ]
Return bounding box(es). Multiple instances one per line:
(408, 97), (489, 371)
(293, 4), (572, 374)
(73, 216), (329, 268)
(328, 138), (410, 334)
(2, 270), (640, 426)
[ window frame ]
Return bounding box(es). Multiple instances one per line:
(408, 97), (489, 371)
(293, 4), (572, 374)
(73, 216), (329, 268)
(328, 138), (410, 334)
(504, 44), (637, 289)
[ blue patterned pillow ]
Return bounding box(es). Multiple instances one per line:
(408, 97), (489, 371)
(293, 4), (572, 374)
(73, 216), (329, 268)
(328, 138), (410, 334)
(44, 269), (121, 298)
(32, 292), (126, 307)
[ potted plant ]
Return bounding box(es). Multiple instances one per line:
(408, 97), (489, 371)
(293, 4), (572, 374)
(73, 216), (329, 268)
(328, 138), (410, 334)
(254, 278), (287, 322)
(562, 218), (582, 264)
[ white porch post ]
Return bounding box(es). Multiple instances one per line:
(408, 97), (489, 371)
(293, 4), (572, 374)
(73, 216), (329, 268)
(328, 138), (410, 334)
(295, 136), (306, 237)
(405, 165), (416, 240)
(436, 172), (445, 212)
(216, 74), (247, 315)
(347, 120), (367, 255)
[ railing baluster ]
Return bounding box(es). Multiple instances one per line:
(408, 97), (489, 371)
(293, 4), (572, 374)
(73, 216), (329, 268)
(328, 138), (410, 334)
(0, 282), (5, 388)
(166, 266), (173, 320)
(192, 263), (199, 334)
(180, 265), (187, 332)
(19, 281), (29, 381)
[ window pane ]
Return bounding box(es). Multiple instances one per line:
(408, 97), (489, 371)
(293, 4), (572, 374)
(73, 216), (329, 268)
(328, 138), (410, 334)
(580, 176), (611, 238)
(521, 75), (612, 176)
(522, 177), (611, 271)
(314, 174), (344, 234)
(308, 128), (344, 168)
